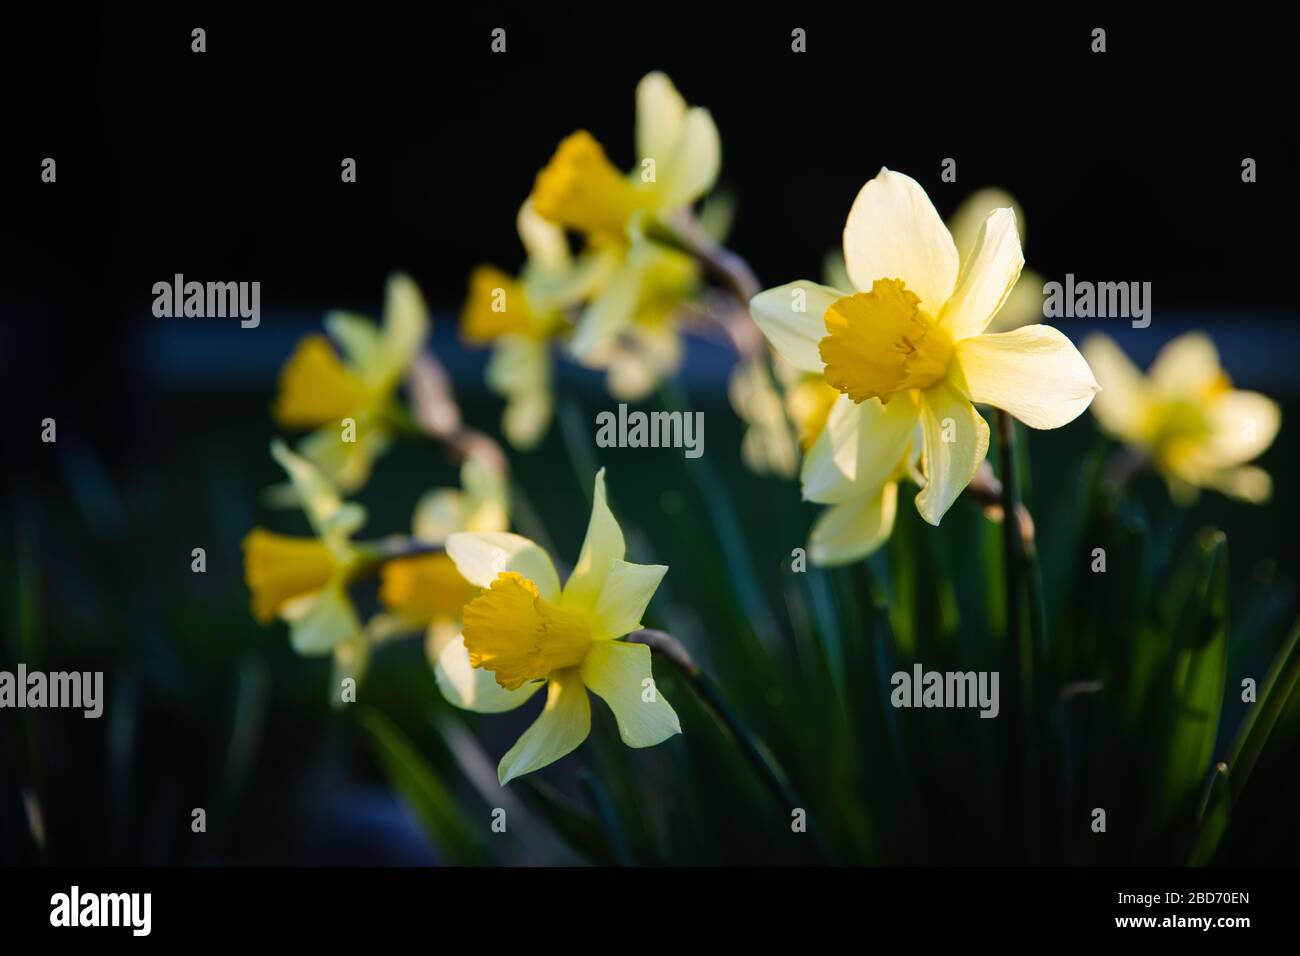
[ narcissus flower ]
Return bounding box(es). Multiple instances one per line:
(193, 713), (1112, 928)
(372, 454), (522, 712)
(444, 469), (680, 784)
(1083, 332), (1280, 503)
(275, 274), (429, 490)
(463, 203), (602, 449)
(530, 72), (716, 381)
(750, 169), (1098, 560)
(243, 440), (370, 694)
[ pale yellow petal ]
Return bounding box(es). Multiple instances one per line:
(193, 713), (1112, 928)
(1149, 332), (1223, 399)
(517, 200), (570, 272)
(445, 531), (561, 601)
(592, 560), (667, 641)
(801, 393), (918, 505)
(749, 281), (842, 373)
(498, 669), (591, 784)
(656, 107), (721, 209)
(562, 469), (625, 611)
(842, 168), (958, 315)
(1081, 334), (1150, 440)
(433, 633), (544, 714)
(951, 325), (1099, 429)
(939, 207), (1024, 342)
(283, 585), (361, 655)
(376, 273), (429, 386)
(635, 71), (687, 172)
(1202, 390), (1281, 466)
(915, 382), (990, 525)
(948, 188), (1025, 262)
(580, 641), (680, 748)
(270, 439), (366, 540)
(808, 483), (898, 567)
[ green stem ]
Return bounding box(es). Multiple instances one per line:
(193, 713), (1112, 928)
(628, 628), (830, 861)
(996, 410), (1028, 857)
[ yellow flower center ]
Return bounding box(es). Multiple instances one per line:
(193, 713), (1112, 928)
(461, 267), (535, 343)
(274, 334), (369, 428)
(243, 529), (336, 623)
(461, 572), (593, 690)
(531, 131), (646, 244)
(819, 278), (954, 404)
(380, 553), (480, 622)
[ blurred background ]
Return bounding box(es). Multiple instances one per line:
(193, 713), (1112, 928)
(2, 8), (1297, 865)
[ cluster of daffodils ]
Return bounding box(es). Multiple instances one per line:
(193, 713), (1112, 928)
(461, 72), (722, 449)
(751, 168), (1101, 565)
(250, 272), (682, 781)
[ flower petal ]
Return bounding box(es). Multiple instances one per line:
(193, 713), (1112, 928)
(517, 200), (570, 273)
(842, 168), (958, 315)
(562, 469), (625, 611)
(580, 641), (680, 748)
(801, 392), (918, 504)
(1150, 332), (1223, 398)
(636, 72), (687, 172)
(914, 382), (990, 526)
(271, 439), (366, 540)
(445, 531), (561, 601)
(951, 325), (1099, 429)
(657, 107), (721, 209)
(433, 632), (543, 714)
(939, 207), (1024, 342)
(1081, 334), (1149, 440)
(498, 669), (591, 784)
(283, 585), (361, 655)
(808, 482), (899, 567)
(749, 281), (842, 373)
(377, 273), (429, 387)
(1202, 390), (1281, 467)
(592, 560), (667, 640)
(569, 257), (642, 361)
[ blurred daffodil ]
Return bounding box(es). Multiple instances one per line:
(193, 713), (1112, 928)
(751, 168), (1098, 558)
(463, 203), (601, 449)
(729, 356), (799, 478)
(243, 440), (371, 697)
(531, 71), (717, 386)
(371, 454), (524, 711)
(444, 469), (680, 784)
(1084, 332), (1280, 503)
(275, 274), (429, 492)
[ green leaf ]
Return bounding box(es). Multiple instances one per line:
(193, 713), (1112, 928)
(358, 709), (487, 865)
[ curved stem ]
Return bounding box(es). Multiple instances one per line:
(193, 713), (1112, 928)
(628, 628), (830, 861)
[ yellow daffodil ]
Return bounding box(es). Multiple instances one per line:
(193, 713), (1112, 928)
(275, 274), (429, 490)
(371, 454), (525, 711)
(444, 469), (680, 784)
(243, 440), (370, 696)
(463, 203), (601, 449)
(1083, 332), (1280, 503)
(729, 356), (800, 478)
(750, 168), (1099, 562)
(531, 72), (717, 374)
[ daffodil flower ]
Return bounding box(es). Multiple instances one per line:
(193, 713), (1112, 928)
(462, 203), (602, 449)
(274, 274), (429, 490)
(243, 440), (370, 696)
(371, 454), (522, 711)
(750, 168), (1099, 561)
(530, 72), (718, 373)
(444, 469), (680, 784)
(729, 356), (800, 478)
(1083, 332), (1280, 503)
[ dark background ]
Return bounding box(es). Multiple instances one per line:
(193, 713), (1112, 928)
(1, 7), (1298, 866)
(3, 7), (1297, 455)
